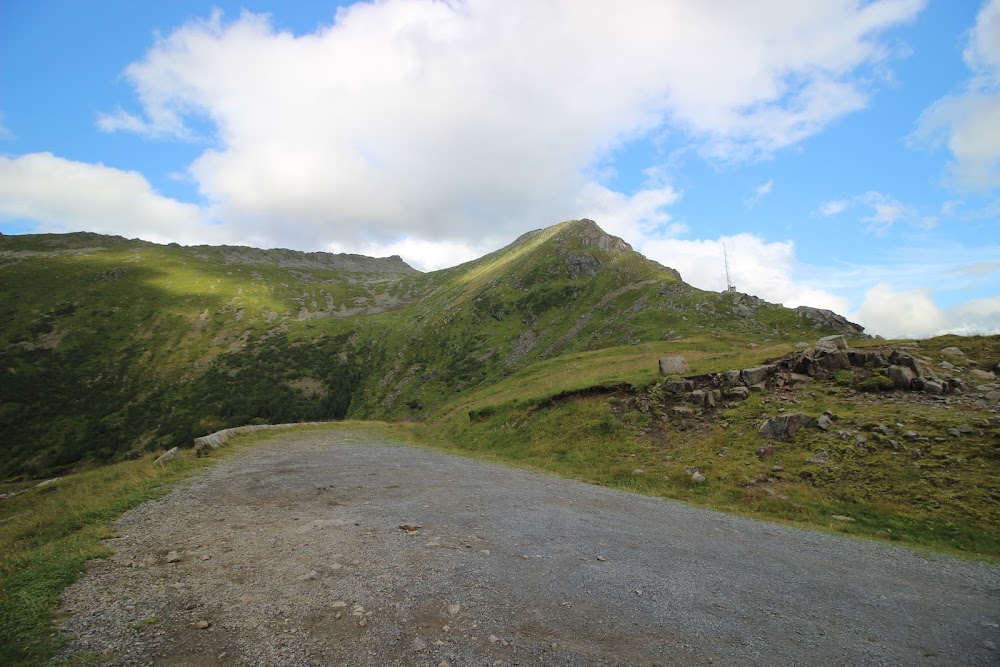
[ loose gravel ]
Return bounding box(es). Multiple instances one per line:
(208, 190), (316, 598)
(55, 427), (1000, 666)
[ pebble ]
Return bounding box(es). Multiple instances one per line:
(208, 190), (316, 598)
(165, 551), (181, 563)
(411, 637), (427, 651)
(447, 603), (461, 616)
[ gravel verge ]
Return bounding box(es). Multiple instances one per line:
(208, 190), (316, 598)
(55, 427), (1000, 666)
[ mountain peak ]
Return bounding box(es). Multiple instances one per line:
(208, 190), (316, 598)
(552, 218), (633, 255)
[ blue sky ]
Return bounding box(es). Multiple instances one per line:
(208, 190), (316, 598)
(1, 0), (998, 338)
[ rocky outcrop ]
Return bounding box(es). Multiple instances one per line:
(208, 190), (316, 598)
(794, 306), (865, 335)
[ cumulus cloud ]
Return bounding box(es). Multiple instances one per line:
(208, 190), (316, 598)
(910, 0), (1000, 189)
(0, 153), (213, 245)
(639, 233), (851, 314)
(853, 284), (1000, 338)
(88, 0), (921, 252)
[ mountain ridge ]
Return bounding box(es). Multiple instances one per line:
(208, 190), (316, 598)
(0, 219), (864, 478)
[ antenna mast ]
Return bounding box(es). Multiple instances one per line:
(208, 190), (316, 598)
(723, 243), (736, 292)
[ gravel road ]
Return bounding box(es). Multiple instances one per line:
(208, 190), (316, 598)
(56, 427), (1000, 666)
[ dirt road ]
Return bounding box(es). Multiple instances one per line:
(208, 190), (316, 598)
(56, 427), (1000, 666)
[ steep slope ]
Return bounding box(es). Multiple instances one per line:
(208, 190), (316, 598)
(0, 221), (864, 478)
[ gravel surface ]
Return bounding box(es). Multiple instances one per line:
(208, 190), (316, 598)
(55, 427), (1000, 666)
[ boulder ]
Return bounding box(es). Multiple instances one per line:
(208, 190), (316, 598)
(815, 350), (851, 372)
(154, 447), (180, 465)
(888, 351), (922, 377)
(759, 413), (815, 440)
(741, 365), (776, 387)
(940, 346), (965, 358)
(970, 369), (997, 381)
(923, 380), (944, 395)
(726, 386), (750, 400)
(723, 370), (742, 386)
(817, 335), (848, 351)
(888, 365), (916, 390)
(664, 379), (694, 394)
(658, 356), (690, 375)
(689, 390), (716, 408)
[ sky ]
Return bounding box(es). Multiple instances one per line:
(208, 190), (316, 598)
(1, 0), (998, 339)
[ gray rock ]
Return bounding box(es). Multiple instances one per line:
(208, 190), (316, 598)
(888, 365), (916, 390)
(939, 346), (965, 358)
(411, 637), (427, 651)
(946, 428), (961, 437)
(817, 415), (833, 431)
(939, 360), (954, 370)
(726, 386), (750, 400)
(817, 335), (848, 351)
(166, 551), (181, 563)
(154, 447), (180, 465)
(816, 350), (851, 372)
(970, 369), (997, 381)
(888, 351), (922, 377)
(742, 365), (776, 387)
(759, 413), (815, 440)
(659, 356), (690, 375)
(806, 451), (829, 464)
(690, 472), (706, 483)
(923, 380), (944, 395)
(664, 379), (694, 394)
(723, 370), (742, 385)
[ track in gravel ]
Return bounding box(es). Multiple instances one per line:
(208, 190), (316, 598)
(56, 427), (1000, 666)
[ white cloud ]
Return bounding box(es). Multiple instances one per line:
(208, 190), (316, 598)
(745, 179), (774, 208)
(859, 191), (907, 234)
(0, 153), (213, 245)
(89, 0), (922, 252)
(819, 199), (848, 216)
(853, 284), (1000, 338)
(639, 233), (851, 314)
(910, 0), (1000, 189)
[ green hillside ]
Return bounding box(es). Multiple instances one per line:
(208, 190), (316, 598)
(0, 220), (862, 479)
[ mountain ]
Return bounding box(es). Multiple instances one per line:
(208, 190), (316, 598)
(0, 220), (863, 479)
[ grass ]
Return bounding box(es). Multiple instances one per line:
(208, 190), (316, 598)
(0, 427), (297, 667)
(408, 336), (1000, 562)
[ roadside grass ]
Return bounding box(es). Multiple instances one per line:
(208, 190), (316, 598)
(0, 427), (307, 667)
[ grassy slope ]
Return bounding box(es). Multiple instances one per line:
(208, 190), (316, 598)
(409, 334), (1000, 561)
(1, 221), (854, 479)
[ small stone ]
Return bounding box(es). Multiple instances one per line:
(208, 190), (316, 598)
(831, 515), (856, 523)
(447, 603), (461, 616)
(983, 640), (996, 651)
(488, 634), (500, 644)
(691, 472), (706, 483)
(817, 415), (833, 431)
(411, 637), (427, 651)
(298, 570), (319, 581)
(200, 554), (211, 561)
(330, 563), (343, 570)
(358, 617), (368, 627)
(399, 524), (421, 533)
(194, 620), (210, 630)
(166, 551), (181, 563)
(596, 555), (606, 561)
(947, 428), (961, 437)
(331, 600), (348, 608)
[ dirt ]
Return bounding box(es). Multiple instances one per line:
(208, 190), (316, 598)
(55, 427), (1000, 666)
